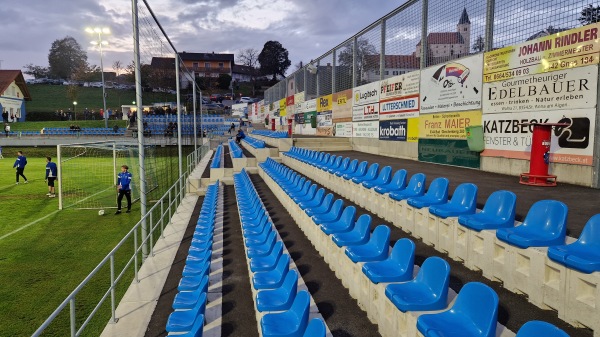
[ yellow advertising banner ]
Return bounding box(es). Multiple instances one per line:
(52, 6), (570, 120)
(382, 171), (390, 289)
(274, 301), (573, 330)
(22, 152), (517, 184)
(484, 23), (600, 82)
(317, 94), (333, 112)
(279, 98), (287, 117)
(333, 89), (352, 122)
(419, 110), (482, 139)
(407, 118), (419, 142)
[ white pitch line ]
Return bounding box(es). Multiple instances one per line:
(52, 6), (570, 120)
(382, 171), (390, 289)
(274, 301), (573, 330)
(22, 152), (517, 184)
(0, 209), (60, 241)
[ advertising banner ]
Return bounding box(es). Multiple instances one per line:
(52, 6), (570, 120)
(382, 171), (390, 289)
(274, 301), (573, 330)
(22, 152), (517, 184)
(483, 23), (600, 83)
(483, 65), (598, 114)
(303, 99), (317, 113)
(317, 94), (333, 112)
(294, 92), (305, 117)
(316, 126), (334, 136)
(294, 112), (305, 124)
(332, 89), (352, 122)
(379, 95), (420, 120)
(335, 122), (353, 137)
(353, 121), (379, 138)
(481, 109), (596, 165)
(380, 70), (421, 100)
(352, 103), (379, 121)
(317, 111), (333, 127)
(304, 111), (317, 124)
(353, 81), (380, 106)
(279, 98), (287, 117)
(379, 118), (419, 142)
(419, 139), (480, 168)
(420, 54), (483, 114)
(419, 110), (482, 139)
(258, 100), (265, 120)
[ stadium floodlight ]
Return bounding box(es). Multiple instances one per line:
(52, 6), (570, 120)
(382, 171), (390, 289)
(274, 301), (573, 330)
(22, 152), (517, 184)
(86, 26), (110, 128)
(73, 101), (77, 121)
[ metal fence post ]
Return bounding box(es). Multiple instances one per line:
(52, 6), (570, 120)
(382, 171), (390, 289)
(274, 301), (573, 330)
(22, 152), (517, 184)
(420, 0), (429, 69)
(69, 298), (76, 337)
(485, 0), (495, 52)
(380, 18), (386, 81)
(110, 255), (117, 323)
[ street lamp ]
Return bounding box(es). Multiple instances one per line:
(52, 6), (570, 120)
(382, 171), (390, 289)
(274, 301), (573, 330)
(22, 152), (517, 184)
(86, 27), (110, 128)
(73, 101), (77, 121)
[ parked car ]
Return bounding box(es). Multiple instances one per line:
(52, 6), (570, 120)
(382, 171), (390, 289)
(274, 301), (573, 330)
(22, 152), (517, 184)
(223, 93), (233, 100)
(210, 94), (223, 103)
(236, 97), (253, 103)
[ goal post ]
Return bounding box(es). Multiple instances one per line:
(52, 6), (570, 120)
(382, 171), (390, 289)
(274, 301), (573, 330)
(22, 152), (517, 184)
(57, 141), (158, 210)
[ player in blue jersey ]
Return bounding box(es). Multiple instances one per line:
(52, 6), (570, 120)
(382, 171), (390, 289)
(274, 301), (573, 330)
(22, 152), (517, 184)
(13, 150), (28, 184)
(115, 165), (133, 214)
(45, 156), (58, 197)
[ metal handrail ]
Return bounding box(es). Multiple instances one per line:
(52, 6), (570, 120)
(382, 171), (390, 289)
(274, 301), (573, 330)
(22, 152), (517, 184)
(33, 144), (209, 337)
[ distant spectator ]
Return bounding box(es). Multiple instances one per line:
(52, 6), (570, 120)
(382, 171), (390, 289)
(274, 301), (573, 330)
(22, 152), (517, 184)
(235, 128), (245, 144)
(113, 124), (119, 134)
(0, 146), (3, 159)
(5, 123), (10, 137)
(2, 110), (8, 123)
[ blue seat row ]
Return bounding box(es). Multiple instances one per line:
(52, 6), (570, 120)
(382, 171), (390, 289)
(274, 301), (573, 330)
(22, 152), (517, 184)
(228, 140), (244, 158)
(284, 146), (600, 275)
(260, 157), (572, 337)
(210, 145), (223, 169)
(233, 169), (326, 337)
(242, 136), (266, 148)
(165, 182), (220, 337)
(251, 130), (289, 138)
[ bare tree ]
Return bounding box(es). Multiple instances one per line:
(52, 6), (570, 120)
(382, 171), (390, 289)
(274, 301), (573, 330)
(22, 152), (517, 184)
(112, 60), (123, 83)
(472, 35), (485, 53)
(237, 48), (259, 68)
(579, 4), (600, 25)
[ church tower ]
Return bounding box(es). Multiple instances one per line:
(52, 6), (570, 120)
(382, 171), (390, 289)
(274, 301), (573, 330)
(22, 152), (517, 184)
(457, 8), (471, 55)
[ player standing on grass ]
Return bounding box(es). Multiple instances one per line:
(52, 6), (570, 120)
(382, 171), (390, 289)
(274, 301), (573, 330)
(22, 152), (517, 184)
(13, 151), (28, 184)
(45, 157), (58, 197)
(115, 165), (132, 214)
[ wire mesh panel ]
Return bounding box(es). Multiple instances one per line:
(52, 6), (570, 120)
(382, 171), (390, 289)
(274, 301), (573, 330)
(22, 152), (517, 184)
(493, 0), (600, 49)
(425, 0), (487, 67)
(356, 24), (383, 85)
(318, 52), (334, 96)
(305, 62), (318, 100)
(334, 40), (355, 92)
(295, 69), (305, 93)
(384, 2), (423, 77)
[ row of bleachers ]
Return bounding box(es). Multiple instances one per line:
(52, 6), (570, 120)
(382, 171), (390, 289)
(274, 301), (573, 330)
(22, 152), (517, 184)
(251, 130), (289, 138)
(44, 127), (126, 136)
(242, 136), (265, 149)
(144, 115), (226, 123)
(210, 145), (223, 169)
(165, 182), (221, 336)
(283, 147), (599, 335)
(233, 169), (326, 337)
(260, 157), (571, 337)
(228, 140), (243, 158)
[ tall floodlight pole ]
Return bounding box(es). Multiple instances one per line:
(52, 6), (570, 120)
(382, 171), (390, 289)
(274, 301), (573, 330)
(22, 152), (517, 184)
(175, 55), (183, 199)
(86, 27), (110, 128)
(131, 0), (148, 259)
(192, 71), (197, 152)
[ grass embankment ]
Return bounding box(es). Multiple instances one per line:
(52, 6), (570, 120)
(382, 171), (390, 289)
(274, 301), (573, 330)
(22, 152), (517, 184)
(9, 120), (129, 131)
(0, 145), (189, 336)
(25, 85), (177, 113)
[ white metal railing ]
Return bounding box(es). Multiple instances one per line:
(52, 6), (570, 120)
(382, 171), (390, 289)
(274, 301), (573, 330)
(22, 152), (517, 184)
(33, 143), (209, 337)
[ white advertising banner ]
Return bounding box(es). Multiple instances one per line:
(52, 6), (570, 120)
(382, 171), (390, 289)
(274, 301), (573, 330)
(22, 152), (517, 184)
(303, 99), (317, 113)
(380, 70), (420, 100)
(352, 103), (379, 121)
(335, 122), (353, 137)
(481, 108), (595, 165)
(379, 96), (420, 120)
(420, 54), (483, 113)
(352, 120), (379, 138)
(353, 81), (380, 106)
(483, 65), (598, 114)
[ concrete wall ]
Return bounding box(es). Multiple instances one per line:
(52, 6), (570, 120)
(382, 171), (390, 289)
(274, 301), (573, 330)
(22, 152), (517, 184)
(351, 138), (419, 160)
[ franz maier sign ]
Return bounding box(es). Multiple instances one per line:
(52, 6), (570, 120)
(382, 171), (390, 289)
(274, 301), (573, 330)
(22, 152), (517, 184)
(420, 54), (483, 114)
(483, 65), (598, 113)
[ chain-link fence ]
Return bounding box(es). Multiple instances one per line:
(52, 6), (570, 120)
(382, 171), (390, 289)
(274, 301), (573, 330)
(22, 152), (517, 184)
(265, 0), (600, 100)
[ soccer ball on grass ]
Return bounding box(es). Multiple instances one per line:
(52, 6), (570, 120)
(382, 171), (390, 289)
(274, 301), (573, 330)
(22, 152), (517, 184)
(98, 210), (105, 216)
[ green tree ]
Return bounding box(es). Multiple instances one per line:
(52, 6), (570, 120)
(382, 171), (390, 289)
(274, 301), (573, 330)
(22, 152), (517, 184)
(337, 38), (377, 85)
(472, 35), (485, 52)
(217, 73), (232, 90)
(579, 5), (600, 25)
(23, 64), (49, 79)
(258, 41), (291, 80)
(48, 36), (88, 79)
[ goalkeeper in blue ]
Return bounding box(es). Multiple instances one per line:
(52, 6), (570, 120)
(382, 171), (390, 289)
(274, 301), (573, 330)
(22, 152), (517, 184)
(115, 165), (132, 214)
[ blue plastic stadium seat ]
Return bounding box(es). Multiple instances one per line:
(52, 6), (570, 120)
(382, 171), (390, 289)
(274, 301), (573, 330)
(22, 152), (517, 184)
(351, 163), (380, 185)
(334, 159), (358, 177)
(458, 190), (516, 231)
(374, 169), (407, 195)
(362, 165), (392, 189)
(345, 225), (390, 263)
(385, 256), (450, 312)
(407, 177), (449, 209)
(332, 214), (372, 247)
(305, 194), (335, 218)
(178, 264), (210, 291)
(246, 233), (277, 258)
(172, 276), (209, 310)
(256, 270), (299, 312)
(261, 290), (310, 337)
(245, 225), (274, 246)
(312, 199), (344, 224)
(362, 238), (415, 283)
(416, 282), (499, 337)
(547, 213), (600, 273)
(253, 254), (291, 290)
(496, 200), (568, 248)
(329, 157), (350, 174)
(429, 183), (478, 218)
(250, 241), (285, 272)
(166, 292), (207, 333)
(320, 206), (356, 235)
(389, 173), (426, 201)
(303, 318), (326, 337)
(515, 321), (569, 337)
(343, 161), (369, 181)
(298, 188), (326, 210)
(293, 184), (317, 204)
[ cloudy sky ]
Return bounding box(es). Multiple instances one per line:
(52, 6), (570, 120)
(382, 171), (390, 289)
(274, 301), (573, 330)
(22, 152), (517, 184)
(0, 0), (406, 77)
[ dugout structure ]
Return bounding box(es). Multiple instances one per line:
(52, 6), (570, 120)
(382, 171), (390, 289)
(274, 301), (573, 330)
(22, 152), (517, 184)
(57, 141), (159, 210)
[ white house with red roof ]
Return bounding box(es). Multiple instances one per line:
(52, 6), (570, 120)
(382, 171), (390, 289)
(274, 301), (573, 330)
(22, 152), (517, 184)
(0, 70), (31, 122)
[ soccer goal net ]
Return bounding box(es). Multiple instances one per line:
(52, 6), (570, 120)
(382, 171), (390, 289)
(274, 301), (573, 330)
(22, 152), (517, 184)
(57, 141), (159, 210)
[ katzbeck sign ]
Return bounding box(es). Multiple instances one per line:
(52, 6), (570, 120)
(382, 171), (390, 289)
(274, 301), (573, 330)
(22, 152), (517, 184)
(483, 65), (598, 113)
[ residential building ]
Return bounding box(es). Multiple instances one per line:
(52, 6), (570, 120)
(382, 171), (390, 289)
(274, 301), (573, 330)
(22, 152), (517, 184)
(0, 70), (31, 122)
